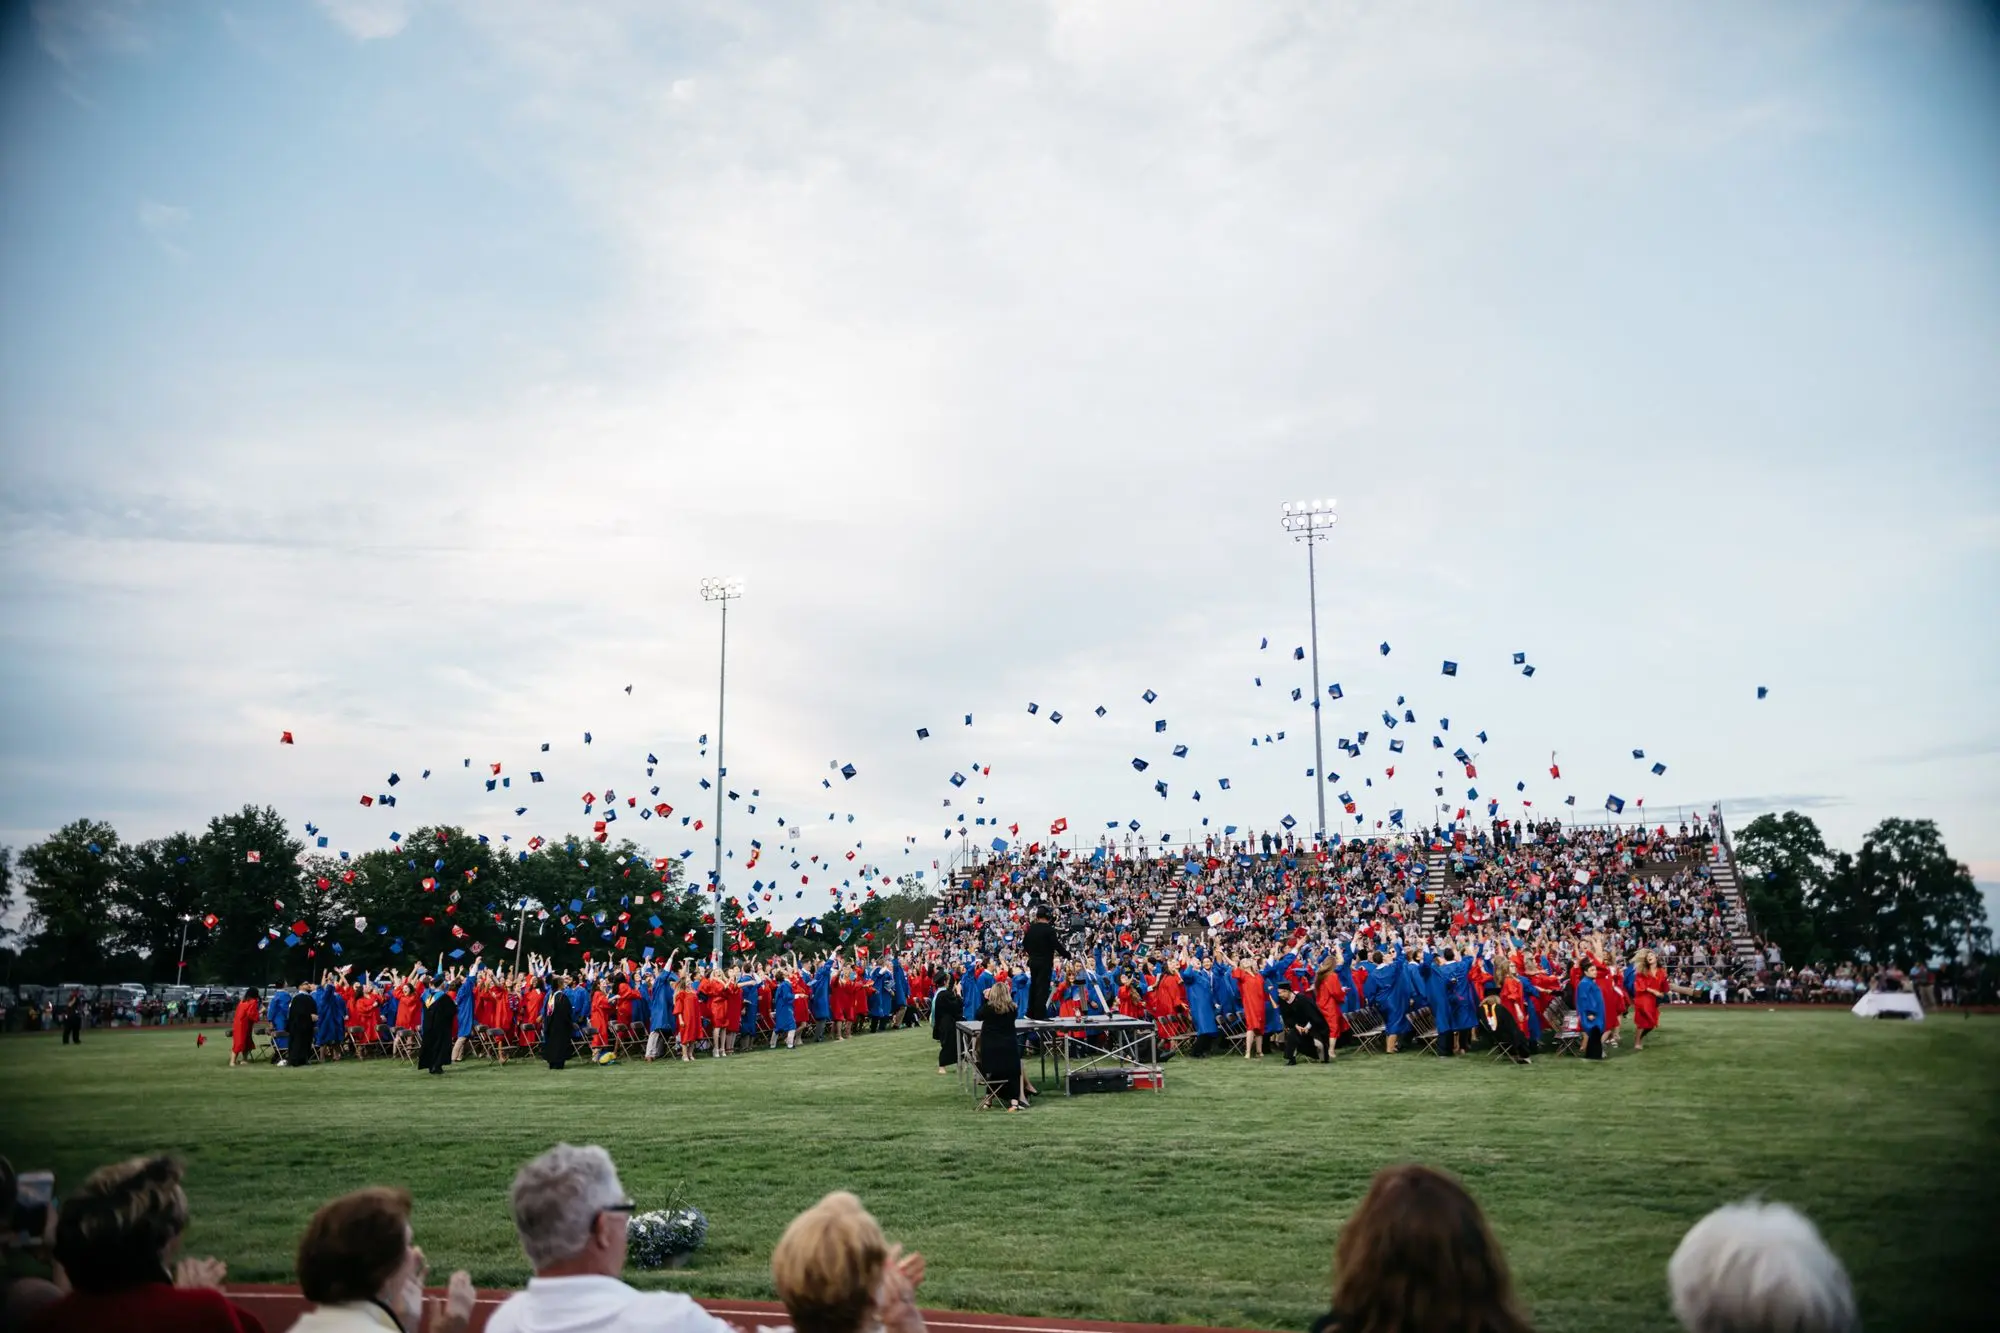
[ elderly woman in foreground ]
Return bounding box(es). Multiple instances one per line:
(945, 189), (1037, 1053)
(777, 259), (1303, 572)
(1668, 1200), (1857, 1333)
(770, 1192), (925, 1333)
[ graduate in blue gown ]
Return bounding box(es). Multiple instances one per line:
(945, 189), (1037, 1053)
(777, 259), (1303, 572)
(868, 964), (893, 1032)
(810, 958), (834, 1032)
(1576, 961), (1607, 1060)
(452, 965), (479, 1064)
(772, 974), (797, 1048)
(1179, 957), (1218, 1057)
(1417, 947), (1454, 1056)
(314, 979), (348, 1056)
(268, 984), (292, 1063)
(891, 957), (911, 1026)
(646, 967), (675, 1061)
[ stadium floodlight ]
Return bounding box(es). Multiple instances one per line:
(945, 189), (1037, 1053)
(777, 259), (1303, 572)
(1279, 498), (1337, 840)
(699, 576), (744, 960)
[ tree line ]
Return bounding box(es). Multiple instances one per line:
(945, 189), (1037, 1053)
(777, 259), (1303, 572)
(0, 805), (938, 987)
(1731, 813), (1989, 968)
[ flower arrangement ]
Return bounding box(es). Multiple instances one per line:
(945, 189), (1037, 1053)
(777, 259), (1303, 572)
(627, 1183), (708, 1270)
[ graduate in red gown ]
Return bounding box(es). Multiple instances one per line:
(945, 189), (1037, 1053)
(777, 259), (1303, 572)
(1230, 955), (1268, 1059)
(673, 974), (704, 1061)
(721, 971), (746, 1055)
(229, 988), (260, 1067)
(1313, 955), (1346, 1055)
(1631, 948), (1669, 1050)
(589, 983), (613, 1056)
(352, 988), (382, 1048)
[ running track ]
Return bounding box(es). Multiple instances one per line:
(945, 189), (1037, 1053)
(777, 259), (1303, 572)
(225, 1286), (1259, 1333)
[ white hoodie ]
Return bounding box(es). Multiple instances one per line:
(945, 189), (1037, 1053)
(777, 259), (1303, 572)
(485, 1275), (737, 1333)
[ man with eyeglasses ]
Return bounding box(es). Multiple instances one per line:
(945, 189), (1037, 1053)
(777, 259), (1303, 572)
(487, 1143), (740, 1333)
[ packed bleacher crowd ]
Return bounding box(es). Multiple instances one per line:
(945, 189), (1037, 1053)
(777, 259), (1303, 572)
(0, 1145), (1865, 1333)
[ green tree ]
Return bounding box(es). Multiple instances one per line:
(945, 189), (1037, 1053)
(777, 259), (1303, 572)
(1732, 812), (1828, 963)
(1842, 819), (1987, 966)
(501, 834), (698, 972)
(18, 819), (123, 980)
(194, 805), (305, 983)
(113, 833), (206, 984)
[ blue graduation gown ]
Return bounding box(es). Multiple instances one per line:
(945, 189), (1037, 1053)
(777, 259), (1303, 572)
(455, 975), (478, 1038)
(1446, 959), (1477, 1033)
(1577, 977), (1606, 1031)
(869, 967), (893, 1018)
(810, 962), (833, 1021)
(1417, 951), (1452, 1028)
(1180, 968), (1217, 1034)
(892, 961), (910, 1009)
(314, 988), (347, 1047)
(648, 977), (673, 1031)
(773, 980), (796, 1031)
(739, 979), (761, 1034)
(1519, 974), (1543, 1044)
(269, 991), (292, 1049)
(1367, 955), (1413, 1036)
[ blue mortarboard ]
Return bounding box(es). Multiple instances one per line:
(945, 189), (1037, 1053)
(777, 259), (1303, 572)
(1757, 686), (1768, 699)
(1218, 777), (1231, 790)
(917, 728), (929, 738)
(1522, 665), (1535, 677)
(1293, 646), (1305, 660)
(1128, 820), (1141, 831)
(1440, 717), (1449, 730)
(387, 772), (400, 786)
(1477, 731), (1487, 743)
(530, 771), (543, 782)
(1328, 683), (1343, 699)
(1382, 711), (1397, 728)
(1027, 702), (1039, 715)
(840, 763), (857, 780)
(450, 949), (466, 959)
(1094, 705), (1107, 716)
(1651, 762), (1667, 776)
(485, 779), (496, 791)
(1259, 637), (1268, 649)
(1291, 687), (1302, 701)
(1441, 660), (1457, 676)
(1397, 695), (1405, 706)
(1280, 814), (1298, 829)
(1255, 677), (1262, 687)
(1632, 749), (1646, 759)
(1154, 719), (1167, 732)
(1404, 709), (1416, 723)
(583, 732), (592, 743)
(964, 714), (973, 725)
(1604, 794), (1627, 814)
(1516, 781), (1526, 791)
(700, 778), (711, 789)
(1466, 787), (1477, 798)
(950, 772), (966, 787)
(1050, 711), (1063, 724)
(1565, 795), (1577, 806)
(1131, 757), (1149, 772)
(1389, 739), (1404, 753)
(317, 835), (328, 847)
(1513, 652), (1526, 665)
(1432, 736), (1444, 749)
(1143, 689), (1158, 703)
(1454, 747), (1470, 763)
(1154, 780), (1168, 797)
(1172, 744), (1188, 758)
(1379, 642), (1390, 655)
(1224, 824), (1239, 835)
(1389, 809), (1403, 826)
(541, 742), (550, 751)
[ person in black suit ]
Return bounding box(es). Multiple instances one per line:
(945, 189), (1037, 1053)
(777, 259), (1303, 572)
(1024, 906), (1059, 1021)
(975, 983), (1026, 1112)
(418, 980), (456, 1075)
(930, 973), (961, 1074)
(1277, 982), (1329, 1065)
(285, 983), (319, 1067)
(542, 988), (574, 1070)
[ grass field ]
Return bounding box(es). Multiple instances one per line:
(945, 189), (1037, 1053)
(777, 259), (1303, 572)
(2, 1012), (1994, 1332)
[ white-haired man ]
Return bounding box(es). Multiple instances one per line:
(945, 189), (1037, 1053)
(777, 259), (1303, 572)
(1668, 1199), (1858, 1333)
(487, 1143), (739, 1333)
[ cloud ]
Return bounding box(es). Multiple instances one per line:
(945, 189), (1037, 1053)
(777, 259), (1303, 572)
(136, 198), (190, 262)
(31, 0), (151, 70)
(316, 0), (414, 42)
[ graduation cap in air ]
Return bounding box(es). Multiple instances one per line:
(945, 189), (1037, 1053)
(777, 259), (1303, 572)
(916, 728), (929, 739)
(1453, 747), (1471, 764)
(1291, 688), (1302, 701)
(1651, 762), (1667, 776)
(1131, 757), (1150, 772)
(1757, 686), (1769, 699)
(1632, 749), (1646, 760)
(1379, 642), (1391, 655)
(1255, 677), (1262, 686)
(1477, 731), (1487, 743)
(531, 772), (543, 782)
(1516, 781), (1526, 792)
(841, 763), (857, 780)
(1522, 666), (1535, 677)
(1293, 646), (1305, 660)
(1280, 814), (1298, 830)
(387, 773), (401, 786)
(1605, 795), (1626, 814)
(279, 731), (294, 744)
(1143, 689), (1158, 703)
(1389, 739), (1404, 753)
(1404, 709), (1416, 723)
(1432, 736), (1444, 749)
(1259, 637), (1268, 649)
(1127, 819), (1141, 831)
(1027, 702), (1039, 715)
(1513, 652), (1526, 665)
(1382, 711), (1397, 728)
(1328, 683), (1343, 700)
(1050, 710), (1063, 724)
(1094, 705), (1107, 717)
(1564, 795), (1577, 806)
(541, 742), (550, 751)
(1218, 777), (1231, 790)
(1154, 780), (1169, 798)
(1154, 719), (1167, 732)
(964, 714), (973, 725)
(1441, 661), (1458, 676)
(950, 772), (966, 787)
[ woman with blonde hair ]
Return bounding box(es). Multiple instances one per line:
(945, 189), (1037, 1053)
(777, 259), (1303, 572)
(974, 982), (1025, 1112)
(770, 1192), (925, 1333)
(1632, 948), (1671, 1051)
(1311, 1164), (1533, 1333)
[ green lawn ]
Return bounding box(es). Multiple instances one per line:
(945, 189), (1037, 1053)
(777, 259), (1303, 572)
(2, 1013), (1994, 1332)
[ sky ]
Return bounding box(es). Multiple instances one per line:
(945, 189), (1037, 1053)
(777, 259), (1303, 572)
(2, 1), (1997, 931)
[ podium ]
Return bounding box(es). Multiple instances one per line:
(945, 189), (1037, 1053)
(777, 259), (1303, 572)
(954, 1017), (1165, 1098)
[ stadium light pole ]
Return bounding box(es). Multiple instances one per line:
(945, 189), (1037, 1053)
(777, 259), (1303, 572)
(1281, 499), (1337, 843)
(699, 576), (745, 963)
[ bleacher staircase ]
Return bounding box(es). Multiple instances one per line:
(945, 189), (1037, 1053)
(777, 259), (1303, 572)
(1419, 844), (1449, 935)
(1706, 819), (1762, 974)
(1141, 881), (1183, 951)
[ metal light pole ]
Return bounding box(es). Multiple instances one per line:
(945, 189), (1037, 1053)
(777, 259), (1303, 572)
(176, 914), (196, 979)
(699, 576), (744, 963)
(1281, 498), (1337, 843)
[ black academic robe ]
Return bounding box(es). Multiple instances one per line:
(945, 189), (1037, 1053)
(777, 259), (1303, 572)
(418, 990), (456, 1074)
(286, 991), (318, 1065)
(542, 990), (573, 1070)
(975, 1002), (1020, 1077)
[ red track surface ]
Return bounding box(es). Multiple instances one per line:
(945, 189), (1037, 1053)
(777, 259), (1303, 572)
(225, 1285), (1261, 1333)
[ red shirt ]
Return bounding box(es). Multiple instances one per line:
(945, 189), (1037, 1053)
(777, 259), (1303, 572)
(28, 1285), (266, 1333)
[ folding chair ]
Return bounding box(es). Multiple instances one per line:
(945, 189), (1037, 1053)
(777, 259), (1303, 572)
(1348, 1004), (1388, 1055)
(1552, 1006), (1584, 1058)
(1408, 1005), (1439, 1055)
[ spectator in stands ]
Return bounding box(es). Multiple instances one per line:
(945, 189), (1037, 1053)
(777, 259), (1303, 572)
(1310, 1164), (1531, 1333)
(768, 1192), (925, 1333)
(287, 1186), (474, 1333)
(26, 1155), (266, 1333)
(486, 1144), (737, 1333)
(1668, 1200), (1857, 1333)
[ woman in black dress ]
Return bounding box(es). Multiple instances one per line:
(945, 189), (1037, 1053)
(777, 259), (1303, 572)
(975, 982), (1025, 1112)
(931, 973), (960, 1074)
(417, 983), (455, 1075)
(542, 988), (574, 1070)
